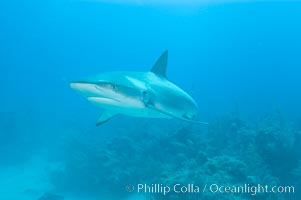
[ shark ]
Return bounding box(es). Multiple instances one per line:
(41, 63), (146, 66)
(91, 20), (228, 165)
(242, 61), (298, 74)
(70, 50), (206, 126)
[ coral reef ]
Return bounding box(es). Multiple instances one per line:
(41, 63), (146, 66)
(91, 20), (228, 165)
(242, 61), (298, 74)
(38, 193), (64, 200)
(51, 111), (301, 200)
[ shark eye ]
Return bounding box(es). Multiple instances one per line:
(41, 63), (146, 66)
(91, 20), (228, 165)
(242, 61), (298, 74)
(110, 84), (117, 91)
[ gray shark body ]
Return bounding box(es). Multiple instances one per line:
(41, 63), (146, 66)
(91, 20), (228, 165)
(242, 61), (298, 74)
(71, 51), (205, 126)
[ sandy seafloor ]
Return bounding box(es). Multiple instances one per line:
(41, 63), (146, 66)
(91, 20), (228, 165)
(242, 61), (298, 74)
(0, 156), (146, 200)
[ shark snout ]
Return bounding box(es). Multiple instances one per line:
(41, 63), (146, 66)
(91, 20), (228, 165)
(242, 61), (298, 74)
(70, 81), (101, 97)
(70, 82), (85, 90)
(70, 82), (91, 92)
(70, 81), (119, 99)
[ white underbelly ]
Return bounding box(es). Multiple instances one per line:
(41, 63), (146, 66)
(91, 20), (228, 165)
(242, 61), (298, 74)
(87, 97), (170, 119)
(122, 107), (170, 118)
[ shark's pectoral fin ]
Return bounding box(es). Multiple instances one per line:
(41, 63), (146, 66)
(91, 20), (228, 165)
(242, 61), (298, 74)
(96, 110), (118, 126)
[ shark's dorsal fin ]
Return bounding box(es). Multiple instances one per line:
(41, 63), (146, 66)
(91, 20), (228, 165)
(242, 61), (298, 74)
(151, 50), (168, 78)
(96, 110), (118, 126)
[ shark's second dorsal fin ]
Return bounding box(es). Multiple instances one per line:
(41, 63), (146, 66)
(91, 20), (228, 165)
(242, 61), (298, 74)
(151, 50), (168, 78)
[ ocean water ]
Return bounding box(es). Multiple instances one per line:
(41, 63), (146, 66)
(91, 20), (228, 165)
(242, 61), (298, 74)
(0, 0), (300, 200)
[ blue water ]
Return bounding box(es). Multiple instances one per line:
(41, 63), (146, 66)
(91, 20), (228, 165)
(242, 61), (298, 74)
(0, 1), (300, 200)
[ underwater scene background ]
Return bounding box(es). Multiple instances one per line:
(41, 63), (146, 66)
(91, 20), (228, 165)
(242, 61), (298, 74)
(0, 0), (301, 200)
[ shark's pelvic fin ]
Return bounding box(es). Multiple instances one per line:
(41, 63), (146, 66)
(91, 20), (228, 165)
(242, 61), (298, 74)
(96, 110), (118, 126)
(146, 103), (208, 125)
(151, 50), (168, 78)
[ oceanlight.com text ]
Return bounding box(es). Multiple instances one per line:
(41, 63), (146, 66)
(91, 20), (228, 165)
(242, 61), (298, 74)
(125, 183), (295, 196)
(208, 184), (295, 195)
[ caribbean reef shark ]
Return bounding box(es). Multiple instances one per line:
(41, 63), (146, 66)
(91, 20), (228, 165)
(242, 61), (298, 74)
(71, 50), (206, 126)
